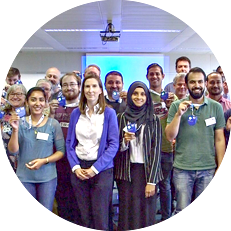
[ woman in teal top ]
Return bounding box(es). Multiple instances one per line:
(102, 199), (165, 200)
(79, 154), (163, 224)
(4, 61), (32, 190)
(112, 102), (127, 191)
(8, 87), (65, 211)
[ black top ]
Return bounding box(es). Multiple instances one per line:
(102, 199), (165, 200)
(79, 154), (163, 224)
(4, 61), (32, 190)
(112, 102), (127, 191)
(105, 96), (126, 115)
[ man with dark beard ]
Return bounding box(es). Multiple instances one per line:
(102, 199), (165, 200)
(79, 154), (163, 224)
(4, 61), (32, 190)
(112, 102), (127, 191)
(49, 72), (81, 224)
(206, 72), (231, 112)
(165, 67), (226, 214)
(104, 71), (127, 114)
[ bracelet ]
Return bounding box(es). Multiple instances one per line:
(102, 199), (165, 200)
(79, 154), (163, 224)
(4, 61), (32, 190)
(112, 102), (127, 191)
(46, 157), (49, 164)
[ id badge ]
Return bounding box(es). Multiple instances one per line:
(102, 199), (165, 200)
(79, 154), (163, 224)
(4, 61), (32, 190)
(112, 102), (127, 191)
(36, 132), (49, 141)
(205, 117), (216, 127)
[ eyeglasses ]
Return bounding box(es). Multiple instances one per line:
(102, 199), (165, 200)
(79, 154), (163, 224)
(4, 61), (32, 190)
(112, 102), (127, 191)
(62, 83), (78, 88)
(9, 92), (25, 97)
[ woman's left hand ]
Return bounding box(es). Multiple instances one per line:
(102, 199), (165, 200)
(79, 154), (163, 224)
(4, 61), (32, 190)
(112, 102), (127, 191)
(145, 184), (156, 198)
(82, 168), (96, 178)
(25, 159), (46, 170)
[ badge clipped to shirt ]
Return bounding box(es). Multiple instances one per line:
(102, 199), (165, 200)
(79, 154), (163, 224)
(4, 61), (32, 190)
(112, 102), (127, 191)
(36, 132), (49, 141)
(15, 107), (26, 118)
(205, 117), (216, 127)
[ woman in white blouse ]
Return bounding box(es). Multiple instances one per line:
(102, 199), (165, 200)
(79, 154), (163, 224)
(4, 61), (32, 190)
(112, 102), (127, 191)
(66, 72), (119, 230)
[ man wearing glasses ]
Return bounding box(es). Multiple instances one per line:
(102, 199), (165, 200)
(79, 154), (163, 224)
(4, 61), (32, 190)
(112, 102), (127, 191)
(49, 72), (82, 224)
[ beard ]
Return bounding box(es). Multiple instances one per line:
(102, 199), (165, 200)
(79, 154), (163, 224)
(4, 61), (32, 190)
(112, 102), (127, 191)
(188, 87), (205, 99)
(210, 87), (223, 96)
(63, 91), (79, 101)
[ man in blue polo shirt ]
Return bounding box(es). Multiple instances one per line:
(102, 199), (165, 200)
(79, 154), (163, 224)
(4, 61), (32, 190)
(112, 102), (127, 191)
(165, 67), (225, 214)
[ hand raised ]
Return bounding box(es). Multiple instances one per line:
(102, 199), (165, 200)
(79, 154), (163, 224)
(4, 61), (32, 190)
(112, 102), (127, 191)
(177, 101), (192, 116)
(9, 113), (20, 131)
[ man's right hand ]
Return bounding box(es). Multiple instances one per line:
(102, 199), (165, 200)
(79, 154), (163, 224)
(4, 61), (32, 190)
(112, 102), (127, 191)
(177, 101), (192, 117)
(49, 99), (59, 117)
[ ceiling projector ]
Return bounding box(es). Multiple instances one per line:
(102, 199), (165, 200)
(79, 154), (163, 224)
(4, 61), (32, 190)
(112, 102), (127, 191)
(100, 22), (120, 43)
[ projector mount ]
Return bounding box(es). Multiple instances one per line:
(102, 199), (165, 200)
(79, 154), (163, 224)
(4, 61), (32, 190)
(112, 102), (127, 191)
(100, 20), (121, 44)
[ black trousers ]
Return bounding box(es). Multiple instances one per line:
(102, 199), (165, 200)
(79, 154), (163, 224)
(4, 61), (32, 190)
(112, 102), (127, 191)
(71, 166), (113, 230)
(116, 163), (157, 231)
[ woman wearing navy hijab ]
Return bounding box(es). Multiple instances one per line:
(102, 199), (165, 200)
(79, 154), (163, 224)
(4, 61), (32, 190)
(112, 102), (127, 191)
(114, 81), (163, 230)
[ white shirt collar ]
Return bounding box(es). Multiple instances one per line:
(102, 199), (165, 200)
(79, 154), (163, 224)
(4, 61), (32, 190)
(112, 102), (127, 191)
(86, 103), (100, 114)
(149, 88), (161, 96)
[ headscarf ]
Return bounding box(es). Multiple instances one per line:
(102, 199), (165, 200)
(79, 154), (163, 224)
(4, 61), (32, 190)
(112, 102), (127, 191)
(125, 81), (154, 136)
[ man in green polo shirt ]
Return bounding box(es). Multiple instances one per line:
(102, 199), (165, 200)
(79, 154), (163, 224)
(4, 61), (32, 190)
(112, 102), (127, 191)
(165, 67), (225, 214)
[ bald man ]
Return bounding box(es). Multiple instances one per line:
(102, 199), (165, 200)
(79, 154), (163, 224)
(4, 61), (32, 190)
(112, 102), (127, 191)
(45, 67), (62, 100)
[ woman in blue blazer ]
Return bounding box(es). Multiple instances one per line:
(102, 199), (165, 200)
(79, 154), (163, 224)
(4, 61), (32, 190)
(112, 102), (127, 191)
(66, 72), (119, 230)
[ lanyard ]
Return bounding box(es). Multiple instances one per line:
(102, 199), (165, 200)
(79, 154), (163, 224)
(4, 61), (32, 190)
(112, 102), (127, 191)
(28, 115), (45, 129)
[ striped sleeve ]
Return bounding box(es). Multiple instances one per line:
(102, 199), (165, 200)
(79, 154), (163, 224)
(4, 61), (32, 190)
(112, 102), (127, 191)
(147, 115), (163, 184)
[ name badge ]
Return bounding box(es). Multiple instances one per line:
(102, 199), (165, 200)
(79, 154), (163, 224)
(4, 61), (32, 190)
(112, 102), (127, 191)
(205, 117), (216, 127)
(60, 122), (69, 128)
(36, 132), (49, 141)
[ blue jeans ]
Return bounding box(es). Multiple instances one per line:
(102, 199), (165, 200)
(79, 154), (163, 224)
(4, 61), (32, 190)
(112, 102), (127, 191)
(159, 152), (173, 220)
(22, 178), (57, 211)
(173, 168), (215, 214)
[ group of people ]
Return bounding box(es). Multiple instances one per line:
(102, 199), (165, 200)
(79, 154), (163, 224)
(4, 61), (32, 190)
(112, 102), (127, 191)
(1, 57), (230, 231)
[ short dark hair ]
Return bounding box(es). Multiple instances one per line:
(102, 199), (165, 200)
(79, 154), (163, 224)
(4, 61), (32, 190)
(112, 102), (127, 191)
(60, 72), (81, 87)
(105, 71), (123, 84)
(185, 67), (206, 84)
(26, 87), (46, 101)
(79, 72), (105, 115)
(206, 72), (223, 82)
(7, 67), (21, 79)
(175, 56), (191, 69)
(146, 63), (164, 76)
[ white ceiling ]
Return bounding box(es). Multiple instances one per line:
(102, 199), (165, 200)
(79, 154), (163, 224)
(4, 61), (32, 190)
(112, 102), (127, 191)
(21, 0), (211, 54)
